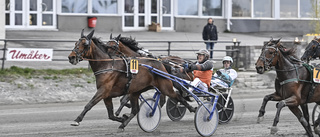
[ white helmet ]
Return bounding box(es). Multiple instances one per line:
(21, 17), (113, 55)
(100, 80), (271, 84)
(222, 56), (233, 63)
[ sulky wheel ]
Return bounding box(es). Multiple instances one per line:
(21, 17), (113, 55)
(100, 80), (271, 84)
(166, 97), (186, 121)
(137, 98), (161, 132)
(312, 104), (320, 125)
(216, 94), (234, 123)
(194, 102), (219, 137)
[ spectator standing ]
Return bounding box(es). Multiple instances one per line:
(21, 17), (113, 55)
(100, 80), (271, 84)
(202, 18), (218, 59)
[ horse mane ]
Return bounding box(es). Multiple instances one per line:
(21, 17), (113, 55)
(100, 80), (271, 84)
(279, 44), (301, 64)
(91, 37), (108, 53)
(119, 36), (142, 52)
(266, 39), (301, 64)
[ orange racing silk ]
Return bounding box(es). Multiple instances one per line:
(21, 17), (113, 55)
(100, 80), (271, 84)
(193, 69), (213, 86)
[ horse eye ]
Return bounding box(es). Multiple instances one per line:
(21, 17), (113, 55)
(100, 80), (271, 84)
(269, 52), (273, 55)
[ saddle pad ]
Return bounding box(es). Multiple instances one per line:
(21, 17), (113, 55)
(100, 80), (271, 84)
(313, 67), (320, 83)
(130, 59), (139, 74)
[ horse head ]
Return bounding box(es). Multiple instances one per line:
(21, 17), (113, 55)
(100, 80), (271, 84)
(255, 38), (282, 74)
(301, 36), (320, 63)
(68, 29), (95, 65)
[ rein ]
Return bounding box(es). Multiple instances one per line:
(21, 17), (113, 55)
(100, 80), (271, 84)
(277, 64), (312, 85)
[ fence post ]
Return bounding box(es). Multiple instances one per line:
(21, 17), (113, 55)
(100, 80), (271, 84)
(2, 40), (7, 70)
(168, 42), (171, 56)
(235, 42), (240, 68)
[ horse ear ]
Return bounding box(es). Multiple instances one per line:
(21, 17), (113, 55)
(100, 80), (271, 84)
(81, 29), (84, 38)
(87, 30), (95, 40)
(276, 38), (282, 44)
(116, 34), (121, 41)
(110, 33), (112, 39)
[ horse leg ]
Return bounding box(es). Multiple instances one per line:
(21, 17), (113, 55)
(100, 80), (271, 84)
(314, 104), (320, 135)
(115, 94), (131, 116)
(71, 93), (104, 126)
(289, 106), (314, 137)
(270, 100), (286, 134)
(300, 104), (313, 136)
(176, 93), (196, 112)
(103, 97), (126, 123)
(257, 93), (282, 123)
(159, 94), (166, 108)
(118, 92), (140, 131)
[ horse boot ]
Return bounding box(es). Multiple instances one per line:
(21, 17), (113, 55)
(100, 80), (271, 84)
(270, 126), (279, 134)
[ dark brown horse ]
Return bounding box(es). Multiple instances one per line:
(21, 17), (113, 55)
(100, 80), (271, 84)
(255, 39), (318, 136)
(109, 34), (194, 88)
(105, 34), (194, 116)
(68, 30), (196, 131)
(301, 37), (320, 63)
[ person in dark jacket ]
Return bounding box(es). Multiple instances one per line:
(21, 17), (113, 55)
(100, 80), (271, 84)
(202, 17), (218, 59)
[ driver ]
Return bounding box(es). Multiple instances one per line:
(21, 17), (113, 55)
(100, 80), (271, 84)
(181, 49), (214, 94)
(211, 56), (237, 88)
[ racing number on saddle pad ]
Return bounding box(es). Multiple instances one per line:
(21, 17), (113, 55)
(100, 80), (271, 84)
(313, 68), (320, 83)
(130, 59), (139, 74)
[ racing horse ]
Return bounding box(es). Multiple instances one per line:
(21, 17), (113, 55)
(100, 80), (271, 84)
(106, 34), (194, 115)
(301, 37), (320, 63)
(255, 39), (318, 137)
(110, 34), (194, 91)
(68, 30), (196, 130)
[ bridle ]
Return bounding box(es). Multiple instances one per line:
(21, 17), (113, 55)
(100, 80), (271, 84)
(105, 39), (127, 58)
(258, 43), (279, 71)
(72, 37), (92, 61)
(304, 39), (320, 60)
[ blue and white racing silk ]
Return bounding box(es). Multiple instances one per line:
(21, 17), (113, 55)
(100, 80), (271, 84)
(211, 68), (237, 88)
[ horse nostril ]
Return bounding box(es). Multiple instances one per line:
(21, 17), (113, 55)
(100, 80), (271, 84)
(68, 56), (75, 60)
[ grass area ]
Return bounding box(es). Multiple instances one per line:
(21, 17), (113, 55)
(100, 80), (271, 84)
(0, 66), (93, 78)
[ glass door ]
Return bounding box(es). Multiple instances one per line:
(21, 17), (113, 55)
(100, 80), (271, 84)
(123, 0), (147, 31)
(123, 0), (173, 31)
(149, 0), (173, 31)
(5, 0), (56, 29)
(5, 0), (24, 28)
(160, 0), (173, 30)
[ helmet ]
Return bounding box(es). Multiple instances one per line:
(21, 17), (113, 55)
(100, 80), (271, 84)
(222, 56), (233, 63)
(196, 49), (210, 57)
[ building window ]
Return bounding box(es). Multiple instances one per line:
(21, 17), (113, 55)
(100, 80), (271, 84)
(178, 0), (198, 15)
(92, 0), (117, 14)
(232, 0), (251, 17)
(253, 0), (272, 18)
(61, 0), (117, 14)
(280, 0), (298, 18)
(202, 0), (222, 16)
(300, 0), (314, 18)
(61, 0), (88, 13)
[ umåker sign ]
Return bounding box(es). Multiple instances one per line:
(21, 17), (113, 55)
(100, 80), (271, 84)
(6, 48), (53, 61)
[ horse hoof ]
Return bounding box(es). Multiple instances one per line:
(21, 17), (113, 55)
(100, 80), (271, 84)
(117, 128), (125, 133)
(189, 107), (197, 113)
(70, 121), (80, 126)
(257, 116), (264, 124)
(270, 126), (279, 134)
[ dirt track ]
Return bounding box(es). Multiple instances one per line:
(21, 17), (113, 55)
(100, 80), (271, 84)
(0, 92), (316, 137)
